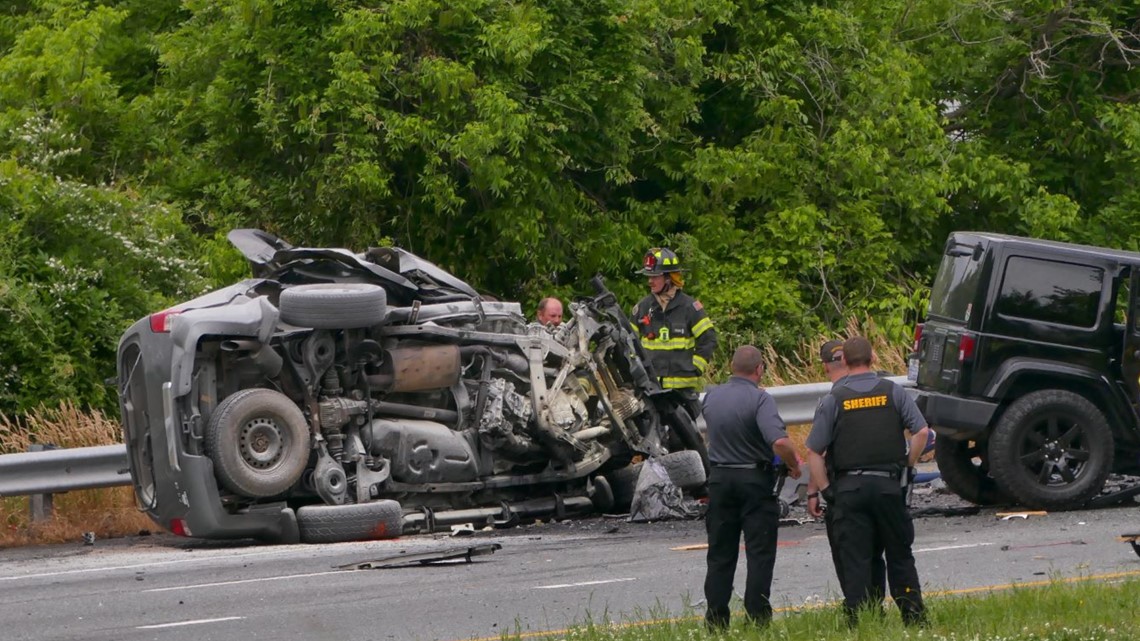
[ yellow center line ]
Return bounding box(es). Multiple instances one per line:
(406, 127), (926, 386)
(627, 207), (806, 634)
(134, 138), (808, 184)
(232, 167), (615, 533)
(455, 569), (1140, 641)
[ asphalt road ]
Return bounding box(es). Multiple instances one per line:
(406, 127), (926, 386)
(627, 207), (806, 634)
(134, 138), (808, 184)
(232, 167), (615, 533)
(2, 502), (1139, 641)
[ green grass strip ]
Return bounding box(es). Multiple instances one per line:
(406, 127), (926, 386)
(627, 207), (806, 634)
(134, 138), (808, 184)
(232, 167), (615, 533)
(483, 572), (1140, 641)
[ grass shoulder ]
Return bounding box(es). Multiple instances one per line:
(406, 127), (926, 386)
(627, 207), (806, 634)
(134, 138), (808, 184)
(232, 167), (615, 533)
(508, 577), (1140, 641)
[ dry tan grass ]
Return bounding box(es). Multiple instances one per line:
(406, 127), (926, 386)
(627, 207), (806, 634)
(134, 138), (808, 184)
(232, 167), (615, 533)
(738, 316), (912, 463)
(1, 403), (158, 548)
(761, 316), (910, 387)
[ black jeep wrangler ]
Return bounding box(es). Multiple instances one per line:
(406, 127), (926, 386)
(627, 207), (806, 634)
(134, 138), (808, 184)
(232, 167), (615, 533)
(911, 232), (1140, 510)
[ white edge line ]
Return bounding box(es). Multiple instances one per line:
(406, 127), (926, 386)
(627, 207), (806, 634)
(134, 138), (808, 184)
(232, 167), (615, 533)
(915, 542), (995, 553)
(0, 547), (299, 582)
(536, 578), (636, 590)
(137, 616), (244, 629)
(143, 570), (344, 593)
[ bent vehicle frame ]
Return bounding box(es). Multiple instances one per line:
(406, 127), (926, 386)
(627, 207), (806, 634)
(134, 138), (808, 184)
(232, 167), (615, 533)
(117, 230), (706, 544)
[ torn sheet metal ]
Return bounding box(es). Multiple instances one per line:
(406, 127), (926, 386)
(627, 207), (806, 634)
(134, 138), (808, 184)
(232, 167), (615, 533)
(339, 543), (503, 570)
(1120, 533), (1140, 558)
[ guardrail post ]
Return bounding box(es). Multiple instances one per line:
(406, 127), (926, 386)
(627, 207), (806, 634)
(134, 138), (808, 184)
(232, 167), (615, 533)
(27, 444), (57, 522)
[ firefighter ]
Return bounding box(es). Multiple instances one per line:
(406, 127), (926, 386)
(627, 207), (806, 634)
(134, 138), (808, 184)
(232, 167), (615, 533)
(631, 248), (717, 415)
(806, 336), (929, 627)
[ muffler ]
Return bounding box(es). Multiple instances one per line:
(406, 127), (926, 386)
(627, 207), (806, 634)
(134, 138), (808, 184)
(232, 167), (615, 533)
(365, 344), (461, 392)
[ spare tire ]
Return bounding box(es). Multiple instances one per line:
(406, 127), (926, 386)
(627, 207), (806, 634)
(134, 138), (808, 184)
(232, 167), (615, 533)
(205, 388), (310, 498)
(988, 389), (1113, 510)
(279, 283), (387, 329)
(934, 437), (1010, 506)
(658, 450), (707, 489)
(297, 500), (404, 544)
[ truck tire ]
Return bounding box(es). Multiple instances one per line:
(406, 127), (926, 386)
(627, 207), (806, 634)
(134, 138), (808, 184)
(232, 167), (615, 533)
(297, 500), (404, 543)
(589, 475), (614, 512)
(666, 405), (709, 473)
(205, 388), (310, 498)
(606, 463), (642, 513)
(279, 283), (387, 329)
(658, 450), (707, 490)
(934, 437), (1010, 506)
(988, 390), (1113, 510)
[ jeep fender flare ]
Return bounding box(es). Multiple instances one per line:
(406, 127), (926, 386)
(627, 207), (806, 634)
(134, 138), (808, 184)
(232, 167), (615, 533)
(984, 357), (1138, 439)
(985, 358), (1105, 399)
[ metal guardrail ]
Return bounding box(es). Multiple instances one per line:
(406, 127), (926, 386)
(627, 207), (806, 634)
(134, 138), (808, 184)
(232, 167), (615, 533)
(0, 444), (131, 521)
(0, 444), (131, 497)
(766, 375), (912, 425)
(0, 376), (913, 509)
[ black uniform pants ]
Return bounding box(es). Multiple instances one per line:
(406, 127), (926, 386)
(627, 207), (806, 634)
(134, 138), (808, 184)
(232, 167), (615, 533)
(825, 504), (886, 605)
(703, 467), (779, 628)
(829, 475), (925, 624)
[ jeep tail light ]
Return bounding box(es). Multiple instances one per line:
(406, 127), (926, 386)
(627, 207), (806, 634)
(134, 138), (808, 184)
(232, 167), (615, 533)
(958, 332), (976, 363)
(169, 518), (192, 537)
(149, 309), (181, 333)
(912, 323), (924, 353)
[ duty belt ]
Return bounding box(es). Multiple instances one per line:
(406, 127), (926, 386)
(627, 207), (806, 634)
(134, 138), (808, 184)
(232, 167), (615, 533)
(711, 462), (773, 471)
(840, 469), (897, 478)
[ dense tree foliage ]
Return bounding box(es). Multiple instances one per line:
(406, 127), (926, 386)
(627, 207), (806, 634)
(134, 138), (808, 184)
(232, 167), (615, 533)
(2, 0), (1139, 415)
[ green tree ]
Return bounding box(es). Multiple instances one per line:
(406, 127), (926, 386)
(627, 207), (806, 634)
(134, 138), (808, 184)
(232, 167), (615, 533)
(0, 0), (204, 416)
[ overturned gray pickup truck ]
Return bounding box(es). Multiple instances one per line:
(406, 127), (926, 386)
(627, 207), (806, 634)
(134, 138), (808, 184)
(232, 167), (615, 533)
(116, 230), (707, 544)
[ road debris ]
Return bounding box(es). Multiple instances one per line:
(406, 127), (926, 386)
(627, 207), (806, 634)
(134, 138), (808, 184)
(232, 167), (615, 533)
(1000, 540), (1085, 551)
(997, 511), (1049, 520)
(339, 543), (503, 570)
(1120, 533), (1140, 559)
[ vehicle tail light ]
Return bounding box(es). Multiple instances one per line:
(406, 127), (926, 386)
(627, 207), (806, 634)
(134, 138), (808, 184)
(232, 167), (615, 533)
(169, 518), (193, 537)
(912, 323), (925, 353)
(149, 309), (181, 333)
(958, 332), (976, 363)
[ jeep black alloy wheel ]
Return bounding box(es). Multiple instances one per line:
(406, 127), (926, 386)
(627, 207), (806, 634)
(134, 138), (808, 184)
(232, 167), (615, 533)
(933, 437), (1010, 506)
(987, 390), (1113, 510)
(205, 388), (311, 498)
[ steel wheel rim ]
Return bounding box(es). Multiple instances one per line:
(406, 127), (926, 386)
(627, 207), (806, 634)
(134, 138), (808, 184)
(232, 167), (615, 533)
(239, 417), (287, 469)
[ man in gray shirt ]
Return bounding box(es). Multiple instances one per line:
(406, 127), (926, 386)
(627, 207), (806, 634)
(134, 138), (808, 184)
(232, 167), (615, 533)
(806, 337), (929, 627)
(701, 345), (801, 631)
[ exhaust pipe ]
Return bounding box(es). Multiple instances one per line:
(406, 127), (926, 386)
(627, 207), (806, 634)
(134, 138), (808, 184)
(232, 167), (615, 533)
(220, 339), (283, 378)
(402, 496), (595, 534)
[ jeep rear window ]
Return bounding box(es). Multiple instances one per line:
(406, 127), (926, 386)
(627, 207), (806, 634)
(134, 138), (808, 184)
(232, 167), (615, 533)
(929, 244), (983, 322)
(996, 257), (1103, 328)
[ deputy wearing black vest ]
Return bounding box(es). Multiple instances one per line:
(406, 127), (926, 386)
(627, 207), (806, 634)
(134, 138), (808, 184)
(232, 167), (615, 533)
(805, 337), (930, 627)
(807, 339), (887, 609)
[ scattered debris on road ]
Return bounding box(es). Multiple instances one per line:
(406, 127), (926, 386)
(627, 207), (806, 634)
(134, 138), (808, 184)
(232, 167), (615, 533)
(339, 543), (503, 570)
(1000, 540), (1085, 551)
(998, 511), (1049, 520)
(1119, 533), (1140, 559)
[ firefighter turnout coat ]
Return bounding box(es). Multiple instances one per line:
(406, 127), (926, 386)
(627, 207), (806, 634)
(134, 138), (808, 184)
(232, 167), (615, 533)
(631, 290), (717, 390)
